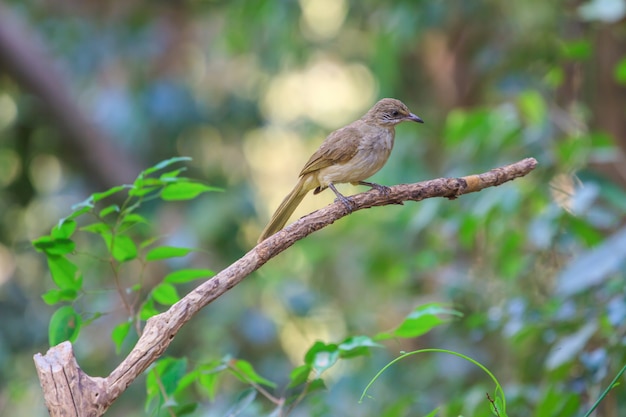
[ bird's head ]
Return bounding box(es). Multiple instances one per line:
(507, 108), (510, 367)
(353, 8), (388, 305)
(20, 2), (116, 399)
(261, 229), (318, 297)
(364, 98), (424, 127)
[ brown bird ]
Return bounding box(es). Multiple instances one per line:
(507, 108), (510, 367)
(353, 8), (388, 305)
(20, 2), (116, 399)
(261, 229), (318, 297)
(258, 98), (423, 242)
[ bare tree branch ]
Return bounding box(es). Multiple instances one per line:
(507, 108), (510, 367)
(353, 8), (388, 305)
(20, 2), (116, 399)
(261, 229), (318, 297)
(33, 157), (537, 417)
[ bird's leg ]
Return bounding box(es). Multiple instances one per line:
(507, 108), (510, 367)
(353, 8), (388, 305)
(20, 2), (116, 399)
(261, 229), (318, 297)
(357, 181), (391, 196)
(328, 183), (355, 212)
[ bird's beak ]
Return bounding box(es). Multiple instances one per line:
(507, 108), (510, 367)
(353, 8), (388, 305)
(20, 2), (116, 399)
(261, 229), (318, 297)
(408, 113), (424, 123)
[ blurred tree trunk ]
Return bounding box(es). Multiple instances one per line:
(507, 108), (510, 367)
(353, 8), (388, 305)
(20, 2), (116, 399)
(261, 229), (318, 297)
(591, 24), (626, 187)
(0, 4), (142, 191)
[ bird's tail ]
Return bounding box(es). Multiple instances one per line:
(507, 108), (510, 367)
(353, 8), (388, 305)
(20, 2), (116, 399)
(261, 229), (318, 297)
(258, 176), (313, 243)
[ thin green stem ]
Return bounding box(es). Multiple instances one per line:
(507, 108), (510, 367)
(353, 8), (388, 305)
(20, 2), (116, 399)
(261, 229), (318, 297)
(360, 348), (506, 415)
(583, 363), (626, 417)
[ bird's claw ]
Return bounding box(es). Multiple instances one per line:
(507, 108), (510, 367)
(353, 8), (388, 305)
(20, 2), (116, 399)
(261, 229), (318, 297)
(371, 183), (391, 197)
(358, 181), (391, 197)
(335, 194), (355, 213)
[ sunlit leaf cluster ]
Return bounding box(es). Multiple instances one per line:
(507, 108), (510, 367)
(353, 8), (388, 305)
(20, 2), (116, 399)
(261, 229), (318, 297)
(32, 157), (217, 346)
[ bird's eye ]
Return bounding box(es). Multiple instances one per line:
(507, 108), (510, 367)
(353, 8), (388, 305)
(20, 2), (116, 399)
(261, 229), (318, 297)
(391, 110), (400, 117)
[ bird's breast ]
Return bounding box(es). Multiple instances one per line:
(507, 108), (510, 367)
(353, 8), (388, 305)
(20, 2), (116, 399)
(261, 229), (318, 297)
(316, 128), (395, 187)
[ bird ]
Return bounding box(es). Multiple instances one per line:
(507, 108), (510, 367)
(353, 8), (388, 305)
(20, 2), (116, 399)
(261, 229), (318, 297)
(257, 98), (423, 243)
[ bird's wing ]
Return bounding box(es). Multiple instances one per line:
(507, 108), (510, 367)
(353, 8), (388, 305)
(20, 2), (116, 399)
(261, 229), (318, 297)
(299, 124), (362, 176)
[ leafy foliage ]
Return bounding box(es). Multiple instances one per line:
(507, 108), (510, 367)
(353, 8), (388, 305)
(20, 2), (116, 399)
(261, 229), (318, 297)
(140, 302), (469, 416)
(33, 157), (217, 347)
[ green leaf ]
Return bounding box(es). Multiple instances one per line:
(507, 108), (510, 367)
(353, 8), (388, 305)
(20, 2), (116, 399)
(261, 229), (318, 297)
(47, 255), (82, 291)
(544, 66), (564, 88)
(128, 185), (160, 197)
(41, 290), (62, 305)
(92, 185), (128, 202)
(444, 109), (468, 146)
(142, 157), (192, 177)
(561, 39), (591, 60)
(338, 336), (381, 358)
(161, 182), (219, 201)
(82, 311), (102, 327)
(536, 385), (580, 417)
(229, 359), (277, 388)
(164, 269), (214, 284)
(171, 403), (197, 416)
(159, 168), (186, 180)
(140, 236), (161, 249)
(443, 108), (491, 148)
(146, 357), (188, 411)
(129, 177), (166, 198)
(32, 236), (75, 256)
(197, 361), (226, 401)
(307, 378), (327, 394)
(517, 90), (546, 126)
(490, 395), (505, 417)
(99, 204), (120, 218)
(423, 408), (440, 417)
(152, 283), (180, 305)
(376, 304), (462, 340)
(224, 388), (256, 417)
(555, 136), (590, 170)
(109, 234), (138, 262)
(121, 213), (148, 226)
(312, 349), (339, 375)
(198, 372), (221, 401)
(81, 222), (111, 235)
(48, 305), (82, 345)
(459, 215), (480, 249)
(112, 321), (132, 354)
(159, 357), (188, 395)
(52, 219), (77, 239)
(83, 223), (138, 262)
(70, 197), (94, 212)
(615, 58), (626, 85)
(134, 177), (165, 188)
(288, 364), (311, 388)
(176, 369), (201, 393)
(41, 288), (77, 305)
(63, 205), (92, 222)
(146, 246), (193, 261)
(304, 341), (339, 375)
(139, 298), (160, 320)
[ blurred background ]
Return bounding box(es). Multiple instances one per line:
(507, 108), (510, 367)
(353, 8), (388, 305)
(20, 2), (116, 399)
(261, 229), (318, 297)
(1, 0), (625, 416)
